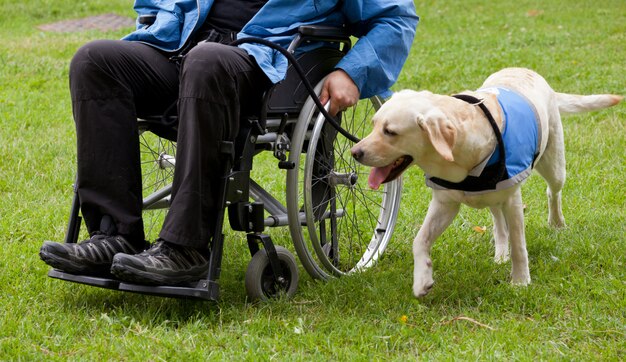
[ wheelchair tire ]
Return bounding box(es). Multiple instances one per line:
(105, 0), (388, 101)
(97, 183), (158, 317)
(286, 80), (402, 280)
(245, 246), (299, 301)
(138, 121), (176, 241)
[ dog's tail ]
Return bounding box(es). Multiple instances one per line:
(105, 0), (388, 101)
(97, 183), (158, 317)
(556, 92), (623, 115)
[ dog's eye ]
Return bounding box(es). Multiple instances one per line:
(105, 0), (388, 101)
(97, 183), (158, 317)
(383, 127), (397, 136)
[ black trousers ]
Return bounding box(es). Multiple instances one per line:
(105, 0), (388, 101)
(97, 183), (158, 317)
(70, 39), (270, 248)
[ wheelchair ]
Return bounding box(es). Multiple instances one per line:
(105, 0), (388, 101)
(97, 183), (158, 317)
(48, 25), (403, 301)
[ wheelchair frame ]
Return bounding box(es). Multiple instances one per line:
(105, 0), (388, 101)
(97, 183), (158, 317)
(48, 25), (403, 301)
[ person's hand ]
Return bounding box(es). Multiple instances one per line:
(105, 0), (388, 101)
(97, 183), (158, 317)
(319, 69), (360, 116)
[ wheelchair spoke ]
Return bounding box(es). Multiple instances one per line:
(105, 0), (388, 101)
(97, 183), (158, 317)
(137, 123), (176, 241)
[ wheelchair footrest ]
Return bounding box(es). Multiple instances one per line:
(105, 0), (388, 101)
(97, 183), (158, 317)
(118, 280), (218, 301)
(48, 269), (218, 301)
(48, 269), (121, 290)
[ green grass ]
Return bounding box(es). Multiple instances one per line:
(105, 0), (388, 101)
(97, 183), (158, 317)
(1, 0), (625, 360)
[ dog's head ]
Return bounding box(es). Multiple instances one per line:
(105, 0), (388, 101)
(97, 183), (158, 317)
(351, 90), (458, 189)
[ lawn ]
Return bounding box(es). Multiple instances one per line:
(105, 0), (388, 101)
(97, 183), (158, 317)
(1, 0), (624, 360)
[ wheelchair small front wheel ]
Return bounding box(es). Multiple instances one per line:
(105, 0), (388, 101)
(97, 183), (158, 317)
(245, 246), (299, 301)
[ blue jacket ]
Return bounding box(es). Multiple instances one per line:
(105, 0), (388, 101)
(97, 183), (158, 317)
(122, 0), (418, 98)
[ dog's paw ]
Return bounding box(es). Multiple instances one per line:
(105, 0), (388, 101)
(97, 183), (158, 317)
(510, 273), (531, 286)
(494, 250), (510, 264)
(413, 270), (435, 297)
(413, 280), (435, 298)
(548, 217), (566, 229)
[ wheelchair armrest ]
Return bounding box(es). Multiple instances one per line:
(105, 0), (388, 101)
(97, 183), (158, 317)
(297, 25), (350, 40)
(138, 14), (156, 26)
(288, 25), (352, 53)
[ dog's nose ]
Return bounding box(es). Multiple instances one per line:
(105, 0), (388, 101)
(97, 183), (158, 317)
(351, 147), (364, 161)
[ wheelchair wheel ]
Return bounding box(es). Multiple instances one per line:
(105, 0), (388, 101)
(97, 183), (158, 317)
(245, 246), (299, 301)
(286, 81), (402, 280)
(138, 121), (176, 241)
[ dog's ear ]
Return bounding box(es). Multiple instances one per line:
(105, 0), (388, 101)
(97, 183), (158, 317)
(418, 112), (456, 162)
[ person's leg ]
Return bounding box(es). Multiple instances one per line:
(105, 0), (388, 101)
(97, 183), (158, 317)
(162, 42), (270, 248)
(71, 39), (179, 242)
(111, 42), (271, 285)
(40, 40), (179, 276)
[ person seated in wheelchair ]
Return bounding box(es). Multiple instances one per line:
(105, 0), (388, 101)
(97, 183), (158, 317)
(39, 0), (418, 286)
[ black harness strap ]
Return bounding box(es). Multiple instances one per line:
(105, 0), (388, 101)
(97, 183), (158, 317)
(428, 94), (508, 192)
(452, 94), (506, 169)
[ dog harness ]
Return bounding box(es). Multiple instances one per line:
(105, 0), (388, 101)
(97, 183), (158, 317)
(426, 87), (542, 194)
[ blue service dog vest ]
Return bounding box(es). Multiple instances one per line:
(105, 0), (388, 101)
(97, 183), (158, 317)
(426, 87), (542, 194)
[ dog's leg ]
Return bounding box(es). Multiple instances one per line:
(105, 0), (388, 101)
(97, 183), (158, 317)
(502, 188), (531, 285)
(535, 112), (566, 228)
(413, 197), (460, 297)
(489, 206), (510, 263)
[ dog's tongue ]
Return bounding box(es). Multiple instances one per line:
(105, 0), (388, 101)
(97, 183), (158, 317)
(368, 165), (394, 190)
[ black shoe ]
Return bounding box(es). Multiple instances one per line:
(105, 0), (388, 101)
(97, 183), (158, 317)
(111, 240), (210, 286)
(39, 234), (148, 277)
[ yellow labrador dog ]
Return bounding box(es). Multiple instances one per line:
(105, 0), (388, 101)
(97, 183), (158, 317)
(351, 67), (622, 297)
